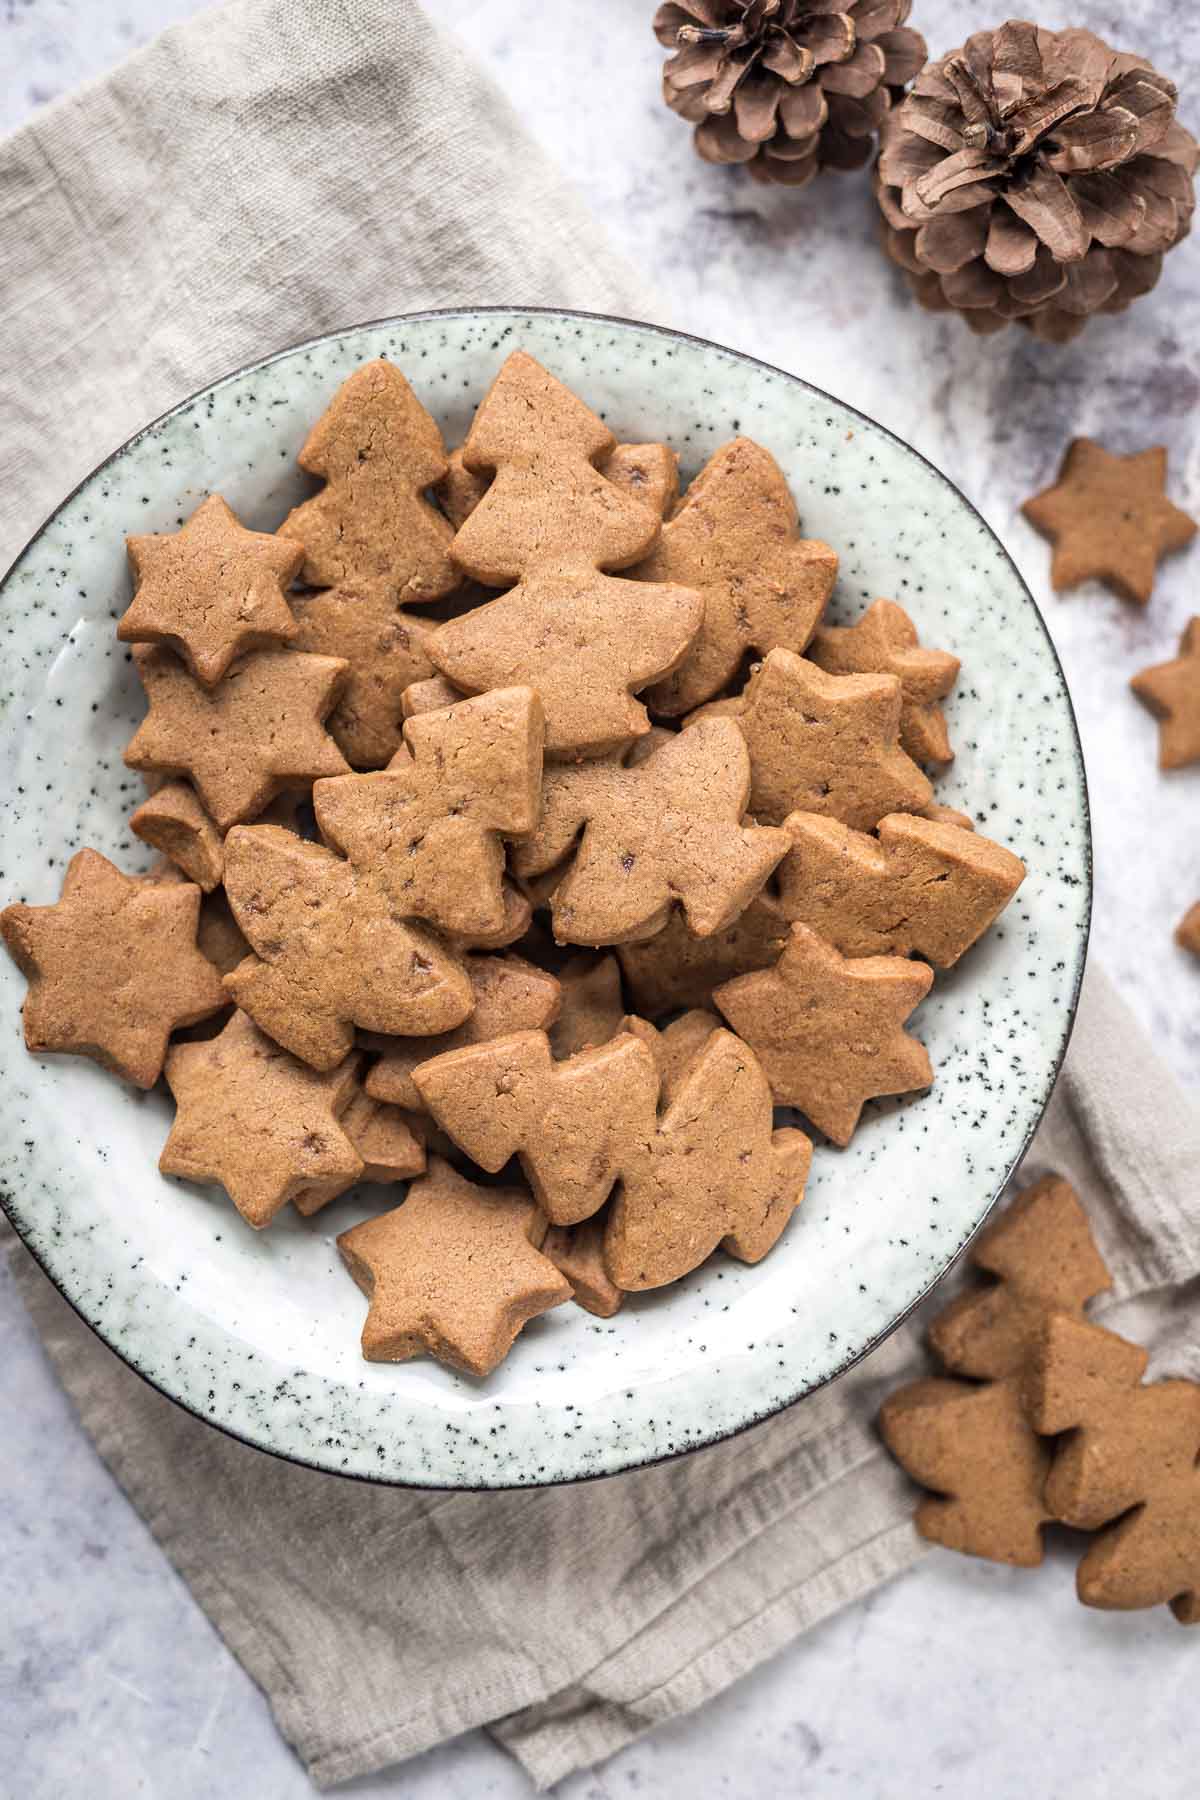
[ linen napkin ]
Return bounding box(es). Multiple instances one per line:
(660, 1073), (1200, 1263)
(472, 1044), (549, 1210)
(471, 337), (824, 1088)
(2, 0), (1198, 1791)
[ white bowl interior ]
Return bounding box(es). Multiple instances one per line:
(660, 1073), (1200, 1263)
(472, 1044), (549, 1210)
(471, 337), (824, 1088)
(0, 311), (1090, 1484)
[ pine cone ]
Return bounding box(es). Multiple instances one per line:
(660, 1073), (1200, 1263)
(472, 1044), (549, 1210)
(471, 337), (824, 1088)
(655, 1), (927, 188)
(876, 21), (1199, 343)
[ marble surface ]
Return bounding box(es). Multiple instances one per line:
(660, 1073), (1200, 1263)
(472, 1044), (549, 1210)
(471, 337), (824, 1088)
(1, 0), (1197, 1796)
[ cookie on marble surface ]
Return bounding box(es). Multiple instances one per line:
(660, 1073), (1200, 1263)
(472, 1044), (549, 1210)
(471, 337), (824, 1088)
(124, 646), (350, 831)
(278, 359), (457, 598)
(290, 579), (437, 769)
(687, 648), (932, 829)
(222, 825), (473, 1071)
(773, 811), (1025, 965)
(1130, 617), (1200, 769)
(1177, 902), (1200, 957)
(338, 1157), (570, 1375)
(1022, 439), (1197, 605)
(428, 351), (703, 757)
(1029, 1314), (1200, 1623)
(118, 494), (302, 686)
(130, 780), (225, 892)
(161, 1009), (364, 1227)
(363, 953), (560, 1110)
(713, 922), (933, 1145)
(412, 1025), (811, 1287)
(510, 716), (789, 946)
(809, 598), (960, 767)
(312, 685), (543, 940)
(1, 849), (225, 1088)
(880, 1174), (1111, 1566)
(641, 436), (837, 716)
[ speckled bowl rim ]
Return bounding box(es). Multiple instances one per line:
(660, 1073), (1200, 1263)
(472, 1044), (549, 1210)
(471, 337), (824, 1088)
(0, 305), (1092, 1490)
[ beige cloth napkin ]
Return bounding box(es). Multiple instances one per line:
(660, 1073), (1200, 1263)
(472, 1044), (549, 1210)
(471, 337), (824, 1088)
(2, 0), (1198, 1790)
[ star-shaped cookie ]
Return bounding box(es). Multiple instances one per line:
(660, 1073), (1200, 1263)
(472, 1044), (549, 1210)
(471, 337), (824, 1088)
(808, 598), (960, 767)
(119, 494), (303, 686)
(1131, 617), (1200, 768)
(290, 579), (437, 769)
(1, 849), (225, 1087)
(1022, 439), (1197, 605)
(1178, 902), (1200, 958)
(688, 647), (932, 829)
(337, 1157), (571, 1374)
(124, 647), (350, 830)
(161, 1009), (364, 1227)
(713, 922), (934, 1145)
(639, 437), (838, 715)
(293, 1086), (426, 1215)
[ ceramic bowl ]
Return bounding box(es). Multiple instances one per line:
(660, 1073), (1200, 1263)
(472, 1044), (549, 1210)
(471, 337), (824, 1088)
(0, 308), (1090, 1487)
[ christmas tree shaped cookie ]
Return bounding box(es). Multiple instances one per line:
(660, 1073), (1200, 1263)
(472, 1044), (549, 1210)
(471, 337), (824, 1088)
(880, 1176), (1111, 1566)
(642, 437), (838, 715)
(428, 352), (704, 756)
(313, 686), (543, 940)
(290, 579), (437, 769)
(412, 1025), (810, 1287)
(278, 359), (457, 597)
(510, 716), (789, 945)
(222, 825), (473, 1070)
(1030, 1316), (1200, 1622)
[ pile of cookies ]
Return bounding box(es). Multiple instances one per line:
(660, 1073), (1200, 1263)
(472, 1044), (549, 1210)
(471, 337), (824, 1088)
(882, 1174), (1200, 1626)
(1, 350), (1026, 1378)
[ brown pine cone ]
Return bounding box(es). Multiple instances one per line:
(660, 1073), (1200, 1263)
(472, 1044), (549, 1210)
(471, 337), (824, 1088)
(876, 21), (1199, 343)
(655, 1), (927, 188)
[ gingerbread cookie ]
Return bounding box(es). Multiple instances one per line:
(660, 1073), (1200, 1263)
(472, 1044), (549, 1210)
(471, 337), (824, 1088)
(1, 849), (225, 1087)
(118, 494), (303, 686)
(1022, 439), (1197, 605)
(130, 781), (225, 892)
(510, 717), (789, 945)
(161, 1009), (364, 1226)
(1177, 902), (1200, 957)
(621, 1008), (722, 1101)
(338, 1157), (570, 1375)
(293, 1087), (426, 1214)
(278, 359), (457, 597)
(436, 439), (679, 531)
(641, 437), (838, 716)
(290, 579), (437, 769)
(1130, 617), (1200, 769)
(617, 894), (791, 1019)
(400, 673), (465, 719)
(548, 953), (625, 1059)
(312, 685), (543, 940)
(363, 953), (561, 1110)
(1029, 1314), (1200, 1622)
(428, 352), (703, 757)
(689, 649), (932, 829)
(922, 801), (974, 831)
(809, 599), (960, 767)
(880, 1175), (1111, 1566)
(713, 922), (933, 1144)
(412, 1026), (811, 1286)
(449, 880), (533, 953)
(543, 1217), (623, 1318)
(222, 824), (473, 1070)
(773, 812), (1025, 966)
(124, 646), (350, 831)
(196, 888), (251, 976)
